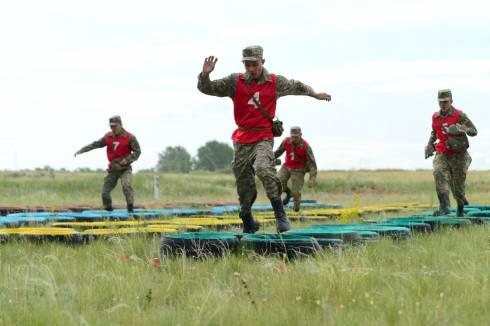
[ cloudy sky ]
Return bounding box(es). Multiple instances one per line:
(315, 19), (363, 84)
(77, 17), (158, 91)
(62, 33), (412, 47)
(1, 0), (489, 171)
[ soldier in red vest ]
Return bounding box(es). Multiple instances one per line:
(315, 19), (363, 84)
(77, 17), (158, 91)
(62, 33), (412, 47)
(425, 89), (477, 216)
(75, 115), (141, 212)
(198, 45), (331, 233)
(274, 126), (317, 212)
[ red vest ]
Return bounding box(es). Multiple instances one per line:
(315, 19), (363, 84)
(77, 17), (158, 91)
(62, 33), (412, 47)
(284, 138), (309, 170)
(432, 109), (464, 155)
(231, 73), (277, 143)
(105, 131), (132, 166)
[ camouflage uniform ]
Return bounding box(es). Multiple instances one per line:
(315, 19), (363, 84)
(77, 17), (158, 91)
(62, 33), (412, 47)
(198, 46), (321, 232)
(78, 129), (141, 210)
(274, 137), (317, 209)
(427, 90), (477, 215)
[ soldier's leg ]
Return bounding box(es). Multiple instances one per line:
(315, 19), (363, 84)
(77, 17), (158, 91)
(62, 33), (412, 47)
(101, 171), (120, 210)
(449, 153), (470, 216)
(277, 166), (292, 205)
(232, 142), (260, 233)
(462, 152), (472, 206)
(254, 139), (289, 232)
(432, 153), (451, 216)
(120, 168), (134, 212)
(290, 171), (305, 212)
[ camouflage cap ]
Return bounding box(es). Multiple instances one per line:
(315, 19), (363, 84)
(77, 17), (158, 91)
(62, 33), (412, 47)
(242, 45), (263, 62)
(290, 126), (302, 136)
(109, 115), (122, 126)
(438, 89), (452, 102)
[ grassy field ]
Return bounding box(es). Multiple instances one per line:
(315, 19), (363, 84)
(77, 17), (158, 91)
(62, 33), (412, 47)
(2, 169), (490, 207)
(0, 170), (489, 325)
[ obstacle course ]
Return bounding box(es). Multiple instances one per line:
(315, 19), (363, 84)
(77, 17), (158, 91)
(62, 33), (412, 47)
(2, 200), (487, 260)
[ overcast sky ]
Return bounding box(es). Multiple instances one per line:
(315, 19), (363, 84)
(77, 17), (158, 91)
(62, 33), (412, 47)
(1, 0), (489, 171)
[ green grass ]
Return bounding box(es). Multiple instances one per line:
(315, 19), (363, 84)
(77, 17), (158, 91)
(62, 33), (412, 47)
(2, 169), (490, 207)
(0, 170), (489, 325)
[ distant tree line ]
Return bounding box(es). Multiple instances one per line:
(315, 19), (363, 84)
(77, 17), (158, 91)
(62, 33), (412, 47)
(156, 140), (233, 173)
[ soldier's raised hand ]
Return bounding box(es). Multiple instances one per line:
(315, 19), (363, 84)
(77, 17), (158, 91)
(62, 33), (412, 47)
(202, 56), (218, 76)
(314, 92), (332, 102)
(308, 179), (316, 188)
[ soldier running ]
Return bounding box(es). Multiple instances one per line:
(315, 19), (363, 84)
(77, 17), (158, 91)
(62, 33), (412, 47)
(74, 115), (141, 212)
(425, 89), (477, 217)
(274, 126), (317, 212)
(197, 45), (331, 233)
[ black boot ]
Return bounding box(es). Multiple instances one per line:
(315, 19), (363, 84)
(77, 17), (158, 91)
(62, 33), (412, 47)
(282, 187), (292, 206)
(240, 211), (260, 234)
(433, 193), (450, 216)
(127, 203), (134, 213)
(456, 203), (464, 217)
(105, 205), (113, 212)
(271, 198), (290, 233)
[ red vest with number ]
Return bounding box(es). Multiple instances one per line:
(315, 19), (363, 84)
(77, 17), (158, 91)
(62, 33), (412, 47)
(432, 109), (463, 155)
(105, 131), (132, 166)
(231, 73), (277, 144)
(284, 138), (309, 170)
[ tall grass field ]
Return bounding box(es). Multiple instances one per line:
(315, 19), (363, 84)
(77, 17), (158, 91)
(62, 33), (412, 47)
(0, 170), (489, 325)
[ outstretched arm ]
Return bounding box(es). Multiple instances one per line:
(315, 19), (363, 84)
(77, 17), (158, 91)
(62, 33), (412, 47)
(197, 56), (237, 98)
(306, 146), (318, 187)
(276, 75), (331, 101)
(274, 139), (286, 159)
(74, 136), (106, 157)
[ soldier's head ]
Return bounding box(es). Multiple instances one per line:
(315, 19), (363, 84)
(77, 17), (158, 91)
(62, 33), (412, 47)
(109, 115), (123, 134)
(438, 89), (453, 115)
(242, 45), (265, 79)
(290, 126), (302, 143)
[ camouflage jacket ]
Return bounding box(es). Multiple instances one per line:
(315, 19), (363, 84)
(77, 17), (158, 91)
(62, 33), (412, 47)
(427, 107), (478, 147)
(78, 129), (141, 164)
(274, 138), (318, 181)
(197, 68), (317, 99)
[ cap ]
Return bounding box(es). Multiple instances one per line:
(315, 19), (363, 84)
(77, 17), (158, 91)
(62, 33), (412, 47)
(242, 45), (263, 62)
(109, 115), (122, 126)
(438, 89), (452, 102)
(290, 126), (302, 136)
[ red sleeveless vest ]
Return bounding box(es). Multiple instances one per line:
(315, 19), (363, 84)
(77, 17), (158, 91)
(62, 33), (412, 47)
(231, 73), (277, 144)
(105, 131), (132, 166)
(284, 138), (309, 170)
(432, 109), (464, 155)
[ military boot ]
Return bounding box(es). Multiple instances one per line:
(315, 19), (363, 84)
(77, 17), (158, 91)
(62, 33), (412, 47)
(127, 203), (134, 213)
(239, 211), (260, 234)
(433, 193), (450, 216)
(282, 187), (292, 206)
(456, 203), (465, 217)
(271, 198), (290, 233)
(292, 193), (301, 212)
(105, 205), (113, 212)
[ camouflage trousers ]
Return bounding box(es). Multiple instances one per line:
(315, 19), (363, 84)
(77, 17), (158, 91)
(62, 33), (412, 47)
(102, 167), (134, 208)
(278, 166), (305, 195)
(232, 139), (281, 214)
(433, 152), (472, 206)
